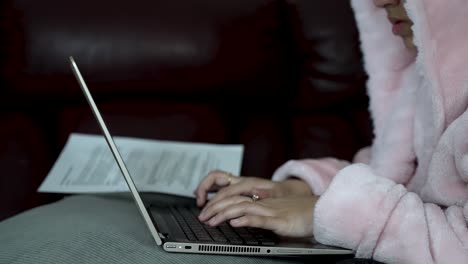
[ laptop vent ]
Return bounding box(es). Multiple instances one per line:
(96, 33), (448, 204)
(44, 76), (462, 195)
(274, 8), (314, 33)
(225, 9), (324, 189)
(198, 245), (261, 253)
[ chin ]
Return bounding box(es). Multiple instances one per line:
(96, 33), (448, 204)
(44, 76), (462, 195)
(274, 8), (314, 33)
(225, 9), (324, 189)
(403, 36), (417, 50)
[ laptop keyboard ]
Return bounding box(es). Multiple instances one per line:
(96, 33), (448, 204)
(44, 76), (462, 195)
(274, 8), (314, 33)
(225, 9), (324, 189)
(169, 206), (276, 246)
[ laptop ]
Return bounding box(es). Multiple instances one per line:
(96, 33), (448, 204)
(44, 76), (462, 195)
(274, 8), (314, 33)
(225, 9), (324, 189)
(69, 56), (353, 257)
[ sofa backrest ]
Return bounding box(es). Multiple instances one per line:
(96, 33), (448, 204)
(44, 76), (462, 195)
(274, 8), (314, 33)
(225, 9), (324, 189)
(0, 0), (370, 178)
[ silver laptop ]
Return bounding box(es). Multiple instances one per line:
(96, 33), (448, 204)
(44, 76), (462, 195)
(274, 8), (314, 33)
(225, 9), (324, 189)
(69, 56), (353, 257)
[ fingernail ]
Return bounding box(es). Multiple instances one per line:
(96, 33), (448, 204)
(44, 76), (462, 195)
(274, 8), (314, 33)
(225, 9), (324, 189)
(198, 212), (204, 219)
(208, 218), (216, 226)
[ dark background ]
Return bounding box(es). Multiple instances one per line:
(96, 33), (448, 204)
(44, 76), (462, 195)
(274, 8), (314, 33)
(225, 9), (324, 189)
(0, 0), (371, 221)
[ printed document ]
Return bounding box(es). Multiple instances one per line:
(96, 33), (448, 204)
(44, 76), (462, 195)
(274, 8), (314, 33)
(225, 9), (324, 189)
(38, 133), (243, 197)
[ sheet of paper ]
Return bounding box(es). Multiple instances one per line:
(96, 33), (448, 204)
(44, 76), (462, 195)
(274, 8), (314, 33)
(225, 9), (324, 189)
(38, 133), (243, 198)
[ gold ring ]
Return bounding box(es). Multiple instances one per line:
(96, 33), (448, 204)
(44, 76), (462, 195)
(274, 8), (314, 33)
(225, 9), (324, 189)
(226, 172), (233, 185)
(251, 194), (259, 203)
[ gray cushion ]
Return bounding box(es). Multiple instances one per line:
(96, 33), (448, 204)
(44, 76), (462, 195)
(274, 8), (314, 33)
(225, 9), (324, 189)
(0, 195), (308, 264)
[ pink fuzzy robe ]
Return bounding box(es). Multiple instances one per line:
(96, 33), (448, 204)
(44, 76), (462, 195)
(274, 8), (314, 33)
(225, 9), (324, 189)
(272, 0), (468, 263)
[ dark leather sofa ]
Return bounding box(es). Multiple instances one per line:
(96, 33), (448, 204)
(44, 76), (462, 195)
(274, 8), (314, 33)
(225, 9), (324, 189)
(0, 0), (371, 221)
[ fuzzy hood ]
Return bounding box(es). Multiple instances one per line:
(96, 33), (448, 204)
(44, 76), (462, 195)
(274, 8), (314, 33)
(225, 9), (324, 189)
(352, 0), (468, 191)
(355, 0), (468, 133)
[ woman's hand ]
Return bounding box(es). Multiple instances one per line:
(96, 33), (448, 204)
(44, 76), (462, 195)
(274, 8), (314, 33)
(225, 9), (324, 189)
(194, 170), (312, 207)
(199, 195), (319, 238)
